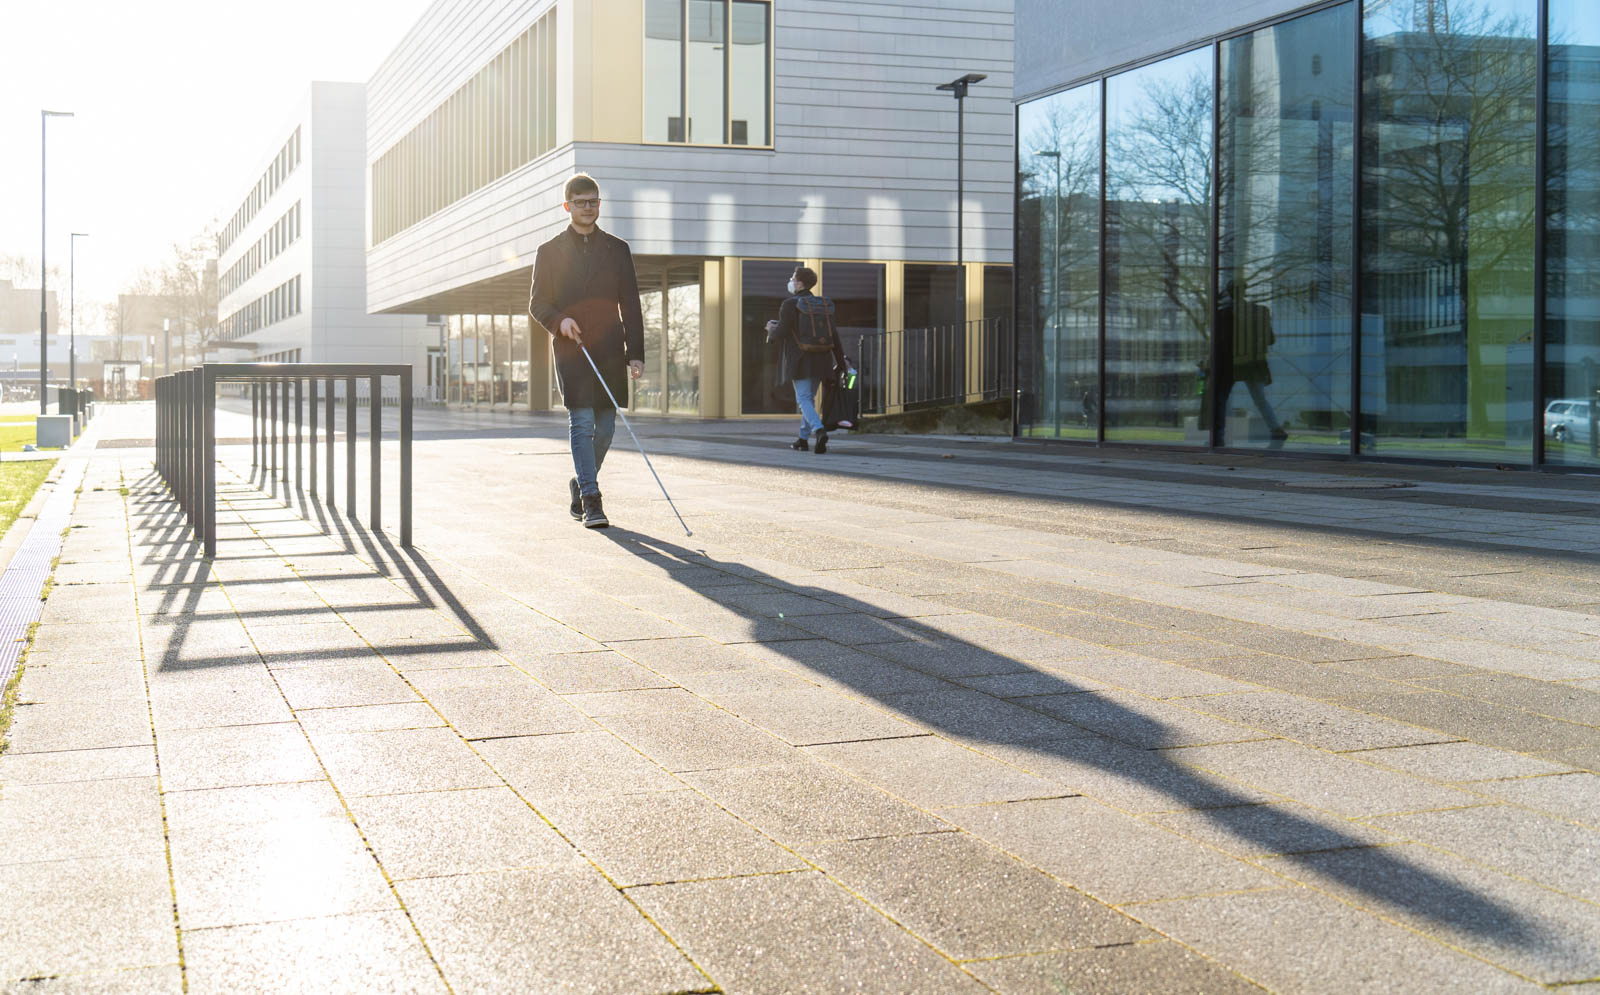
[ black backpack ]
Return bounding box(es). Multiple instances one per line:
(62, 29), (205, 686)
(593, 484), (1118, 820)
(793, 296), (838, 353)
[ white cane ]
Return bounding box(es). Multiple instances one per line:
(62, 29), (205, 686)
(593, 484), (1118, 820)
(576, 341), (692, 537)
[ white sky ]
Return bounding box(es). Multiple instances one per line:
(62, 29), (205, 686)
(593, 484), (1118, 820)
(0, 0), (436, 334)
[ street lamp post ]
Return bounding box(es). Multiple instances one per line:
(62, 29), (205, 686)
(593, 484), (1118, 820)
(40, 109), (74, 414)
(935, 74), (986, 322)
(70, 233), (88, 390)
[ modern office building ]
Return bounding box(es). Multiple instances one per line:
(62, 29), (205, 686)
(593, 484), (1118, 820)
(366, 0), (1013, 417)
(1014, 0), (1600, 469)
(216, 83), (433, 388)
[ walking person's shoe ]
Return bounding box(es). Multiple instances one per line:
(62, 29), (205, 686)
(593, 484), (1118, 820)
(581, 493), (609, 529)
(790, 438), (809, 452)
(568, 478), (583, 520)
(814, 430), (829, 454)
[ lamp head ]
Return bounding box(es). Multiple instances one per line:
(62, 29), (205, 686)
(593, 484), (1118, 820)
(935, 73), (986, 99)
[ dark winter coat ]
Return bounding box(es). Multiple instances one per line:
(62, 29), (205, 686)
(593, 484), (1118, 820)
(767, 291), (847, 386)
(528, 225), (645, 410)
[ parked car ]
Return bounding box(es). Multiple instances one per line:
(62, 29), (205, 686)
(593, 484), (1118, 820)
(1544, 398), (1594, 444)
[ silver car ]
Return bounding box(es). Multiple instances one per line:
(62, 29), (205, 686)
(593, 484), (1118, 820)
(1545, 399), (1594, 445)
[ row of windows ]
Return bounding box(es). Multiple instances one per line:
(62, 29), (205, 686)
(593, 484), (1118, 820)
(644, 0), (772, 146)
(220, 202), (302, 299)
(371, 9), (557, 245)
(220, 275), (302, 341)
(220, 127), (302, 254)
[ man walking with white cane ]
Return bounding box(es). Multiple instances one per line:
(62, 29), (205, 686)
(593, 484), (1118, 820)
(529, 174), (644, 529)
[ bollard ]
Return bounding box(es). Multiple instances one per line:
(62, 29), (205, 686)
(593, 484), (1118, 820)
(345, 377), (356, 519)
(294, 378), (302, 493)
(370, 375), (382, 528)
(309, 379), (318, 495)
(325, 378), (335, 508)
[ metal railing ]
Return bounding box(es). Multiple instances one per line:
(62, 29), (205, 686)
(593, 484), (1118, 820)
(156, 363), (413, 559)
(854, 317), (1011, 415)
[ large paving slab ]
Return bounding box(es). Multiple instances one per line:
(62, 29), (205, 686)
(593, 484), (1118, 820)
(2, 404), (1597, 991)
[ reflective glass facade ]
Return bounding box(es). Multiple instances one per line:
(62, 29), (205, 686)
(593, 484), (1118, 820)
(1016, 0), (1600, 468)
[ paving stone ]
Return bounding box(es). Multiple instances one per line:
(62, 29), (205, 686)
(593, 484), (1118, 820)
(0, 854), (178, 982)
(168, 813), (397, 929)
(865, 638), (1035, 679)
(294, 701), (445, 734)
(1334, 690), (1599, 753)
(628, 871), (990, 994)
(707, 686), (923, 746)
(977, 736), (1272, 813)
(475, 731), (681, 804)
(1470, 772), (1600, 826)
(1129, 887), (1539, 994)
(1265, 842), (1600, 985)
(1017, 690), (1265, 749)
(397, 865), (704, 995)
(349, 787), (576, 879)
(0, 965), (184, 993)
(1214, 628), (1396, 662)
(801, 831), (1149, 960)
(508, 650), (675, 694)
(604, 635), (765, 677)
(306, 726), (499, 796)
(1171, 740), (1481, 817)
(955, 670), (1110, 698)
(679, 760), (949, 844)
(0, 776), (165, 866)
(247, 620), (370, 661)
(778, 611), (939, 645)
(943, 796), (1277, 904)
(407, 666), (593, 740)
(25, 621), (141, 662)
(966, 940), (1267, 995)
(159, 722), (322, 792)
(13, 661), (147, 705)
(806, 735), (1064, 808)
(1044, 654), (1256, 699)
(559, 686), (701, 718)
(271, 659), (419, 709)
(182, 912), (446, 995)
(4, 700), (152, 753)
(539, 788), (805, 886)
(1366, 804), (1600, 903)
(1148, 801), (1392, 858)
(1348, 741), (1573, 782)
(738, 638), (948, 694)
(877, 687), (1087, 746)
(600, 706), (796, 772)
(0, 745), (155, 786)
(1414, 671), (1600, 727)
(148, 664), (292, 730)
(1326, 653), (1469, 681)
(1187, 691), (1446, 751)
(164, 780), (344, 833)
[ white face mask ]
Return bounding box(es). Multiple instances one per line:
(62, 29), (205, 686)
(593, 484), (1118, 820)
(787, 280), (800, 294)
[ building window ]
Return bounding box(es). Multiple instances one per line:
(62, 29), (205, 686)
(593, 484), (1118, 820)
(645, 0), (772, 147)
(741, 259), (800, 414)
(1362, 0), (1537, 461)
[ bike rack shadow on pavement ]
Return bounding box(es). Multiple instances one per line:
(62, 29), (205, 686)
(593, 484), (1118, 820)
(155, 363), (413, 559)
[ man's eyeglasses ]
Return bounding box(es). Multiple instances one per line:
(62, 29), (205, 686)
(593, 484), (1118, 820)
(570, 198), (601, 209)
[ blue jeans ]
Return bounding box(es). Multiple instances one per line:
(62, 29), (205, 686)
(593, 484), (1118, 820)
(792, 378), (824, 440)
(568, 407), (616, 497)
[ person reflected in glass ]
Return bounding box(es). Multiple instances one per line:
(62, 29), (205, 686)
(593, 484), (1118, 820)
(1216, 279), (1287, 444)
(764, 266), (849, 454)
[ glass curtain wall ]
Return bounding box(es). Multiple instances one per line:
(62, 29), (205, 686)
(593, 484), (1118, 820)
(667, 281), (701, 413)
(511, 316), (530, 406)
(1218, 3), (1356, 451)
(823, 263), (887, 412)
(1016, 82), (1101, 438)
(644, 0), (684, 141)
(687, 0), (727, 144)
(636, 288), (665, 412)
(1105, 48), (1214, 443)
(1546, 0), (1600, 467)
(729, 2), (770, 146)
(1361, 0), (1538, 460)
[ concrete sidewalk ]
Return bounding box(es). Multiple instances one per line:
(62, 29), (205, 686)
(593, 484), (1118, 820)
(1, 402), (1597, 993)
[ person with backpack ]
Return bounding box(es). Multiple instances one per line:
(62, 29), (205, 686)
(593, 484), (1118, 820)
(764, 266), (848, 453)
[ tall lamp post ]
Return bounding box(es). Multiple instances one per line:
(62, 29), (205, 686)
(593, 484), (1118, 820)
(40, 109), (74, 414)
(70, 232), (88, 389)
(934, 73), (985, 323)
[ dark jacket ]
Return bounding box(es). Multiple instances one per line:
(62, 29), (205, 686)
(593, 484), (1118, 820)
(767, 291), (847, 385)
(528, 225), (645, 409)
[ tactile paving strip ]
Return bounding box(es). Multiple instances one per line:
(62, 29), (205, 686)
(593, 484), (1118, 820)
(0, 459), (85, 686)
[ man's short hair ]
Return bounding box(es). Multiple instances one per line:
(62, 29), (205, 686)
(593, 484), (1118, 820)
(564, 174), (599, 201)
(792, 266), (818, 291)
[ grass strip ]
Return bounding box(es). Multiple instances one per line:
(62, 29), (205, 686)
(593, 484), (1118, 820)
(0, 460), (55, 544)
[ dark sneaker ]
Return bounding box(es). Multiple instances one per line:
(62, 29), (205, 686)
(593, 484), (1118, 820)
(814, 431), (829, 454)
(581, 493), (609, 529)
(790, 438), (809, 451)
(568, 478), (582, 520)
